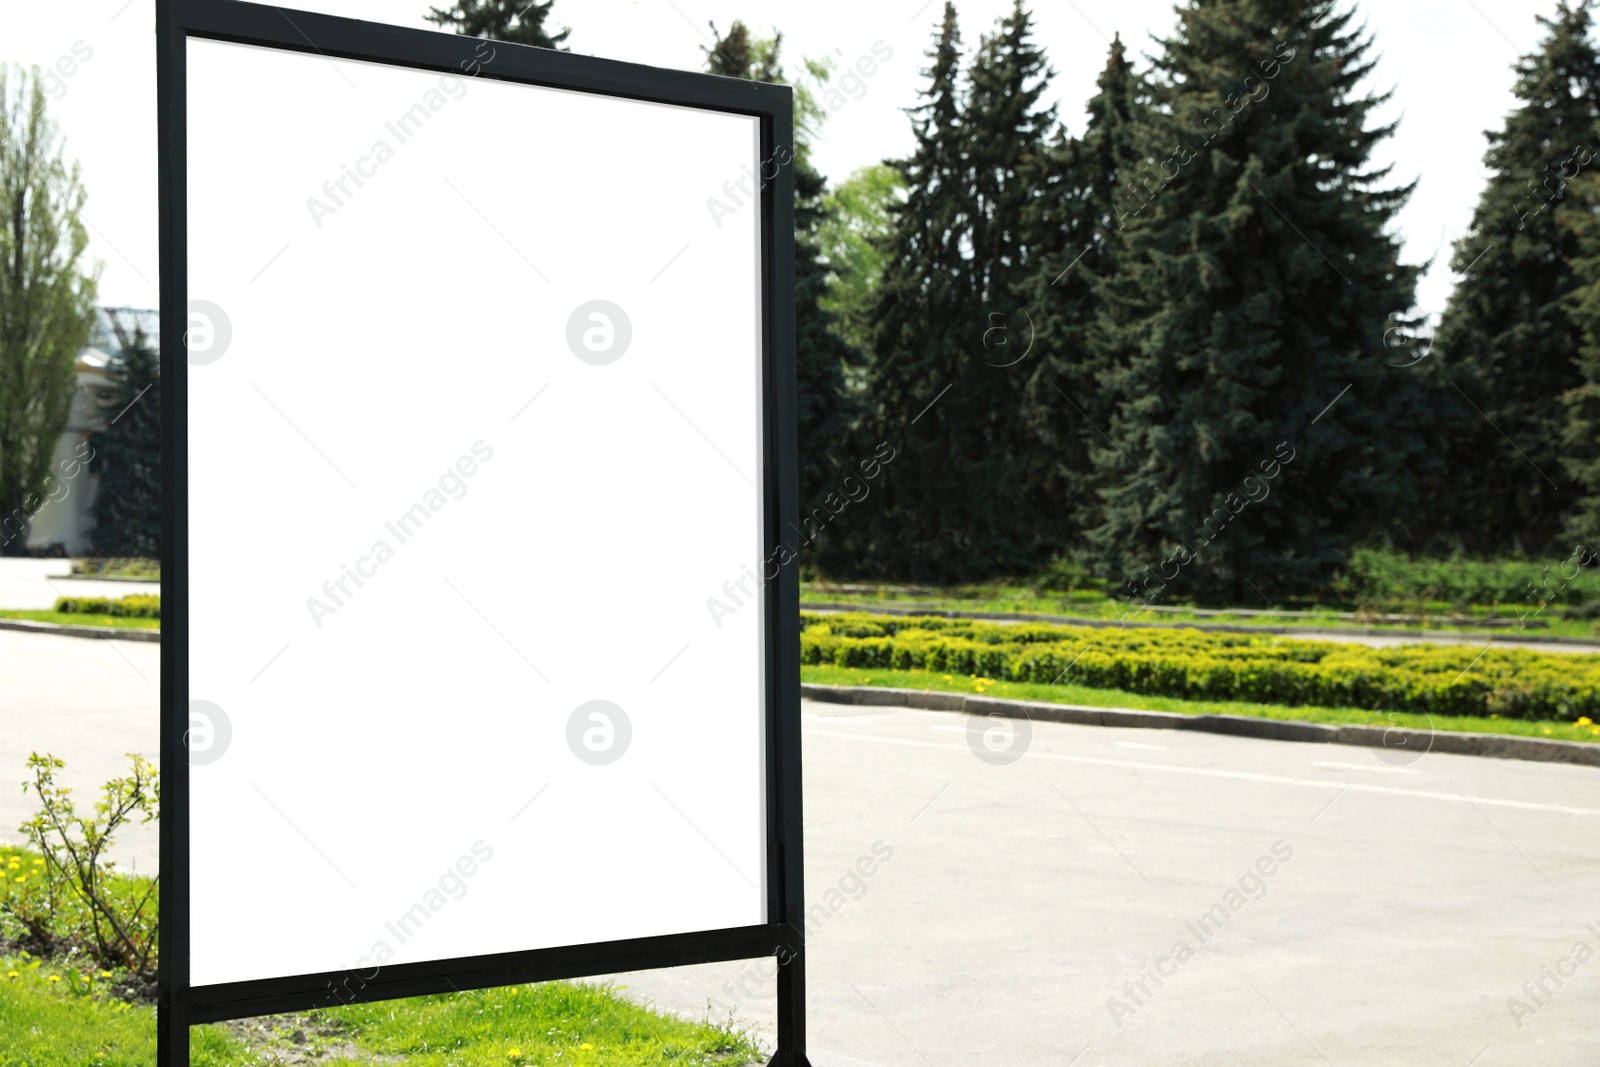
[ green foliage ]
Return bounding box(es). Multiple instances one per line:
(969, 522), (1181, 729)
(3, 755), (160, 983)
(321, 981), (761, 1066)
(51, 595), (159, 619)
(0, 960), (752, 1067)
(68, 557), (158, 579)
(1332, 547), (1600, 609)
(424, 0), (569, 49)
(0, 951), (243, 1067)
(1428, 1), (1600, 553)
(1088, 0), (1428, 601)
(0, 609), (159, 630)
(803, 664), (1600, 743)
(0, 66), (99, 557)
(801, 612), (1600, 721)
(816, 163), (905, 357)
(89, 331), (159, 559)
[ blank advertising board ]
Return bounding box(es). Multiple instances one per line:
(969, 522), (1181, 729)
(157, 2), (806, 1062)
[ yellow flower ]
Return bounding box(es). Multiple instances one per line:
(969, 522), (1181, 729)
(507, 1049), (522, 1058)
(580, 1043), (595, 1050)
(5, 971), (17, 979)
(99, 971), (112, 978)
(12, 876), (22, 884)
(1578, 717), (1594, 726)
(47, 975), (61, 983)
(31, 858), (42, 865)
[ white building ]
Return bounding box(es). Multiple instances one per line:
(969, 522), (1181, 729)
(24, 307), (159, 556)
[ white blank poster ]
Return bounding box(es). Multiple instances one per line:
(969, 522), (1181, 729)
(184, 38), (767, 987)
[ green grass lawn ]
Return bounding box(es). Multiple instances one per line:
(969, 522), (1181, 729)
(0, 953), (760, 1066)
(800, 584), (1600, 641)
(0, 610), (159, 631)
(801, 664), (1600, 744)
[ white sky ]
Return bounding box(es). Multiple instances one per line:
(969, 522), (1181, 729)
(0, 0), (1558, 322)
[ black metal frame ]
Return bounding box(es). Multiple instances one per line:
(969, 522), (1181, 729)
(156, 2), (804, 1062)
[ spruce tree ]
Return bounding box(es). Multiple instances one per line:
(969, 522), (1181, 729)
(701, 22), (858, 524)
(702, 21), (783, 83)
(1561, 171), (1600, 543)
(1089, 0), (1424, 602)
(90, 330), (161, 559)
(855, 1), (1055, 580)
(425, 0), (569, 50)
(1016, 35), (1146, 550)
(1429, 0), (1600, 553)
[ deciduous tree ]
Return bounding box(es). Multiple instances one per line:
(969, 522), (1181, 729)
(0, 68), (98, 556)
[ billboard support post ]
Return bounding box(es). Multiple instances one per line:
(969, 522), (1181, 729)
(157, 1), (805, 1063)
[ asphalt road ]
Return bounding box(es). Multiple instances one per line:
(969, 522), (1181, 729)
(603, 701), (1600, 1066)
(5, 625), (1597, 1065)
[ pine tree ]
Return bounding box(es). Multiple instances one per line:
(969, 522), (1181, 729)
(853, 2), (1055, 580)
(90, 330), (161, 558)
(701, 22), (859, 532)
(1428, 1), (1600, 553)
(1016, 35), (1147, 550)
(425, 0), (569, 50)
(1088, 0), (1425, 602)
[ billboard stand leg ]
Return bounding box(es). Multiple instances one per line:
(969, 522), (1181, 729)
(770, 937), (811, 1067)
(157, 1002), (188, 1067)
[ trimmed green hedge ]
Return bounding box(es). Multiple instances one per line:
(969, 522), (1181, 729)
(801, 612), (1600, 721)
(53, 594), (161, 619)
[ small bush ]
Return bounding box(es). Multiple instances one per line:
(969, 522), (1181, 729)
(52, 595), (160, 619)
(1, 754), (160, 986)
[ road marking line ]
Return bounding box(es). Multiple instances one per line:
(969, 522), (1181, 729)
(803, 725), (1600, 817)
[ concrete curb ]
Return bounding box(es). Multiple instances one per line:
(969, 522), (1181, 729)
(799, 602), (1600, 650)
(801, 684), (1600, 769)
(0, 618), (160, 643)
(54, 574), (161, 583)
